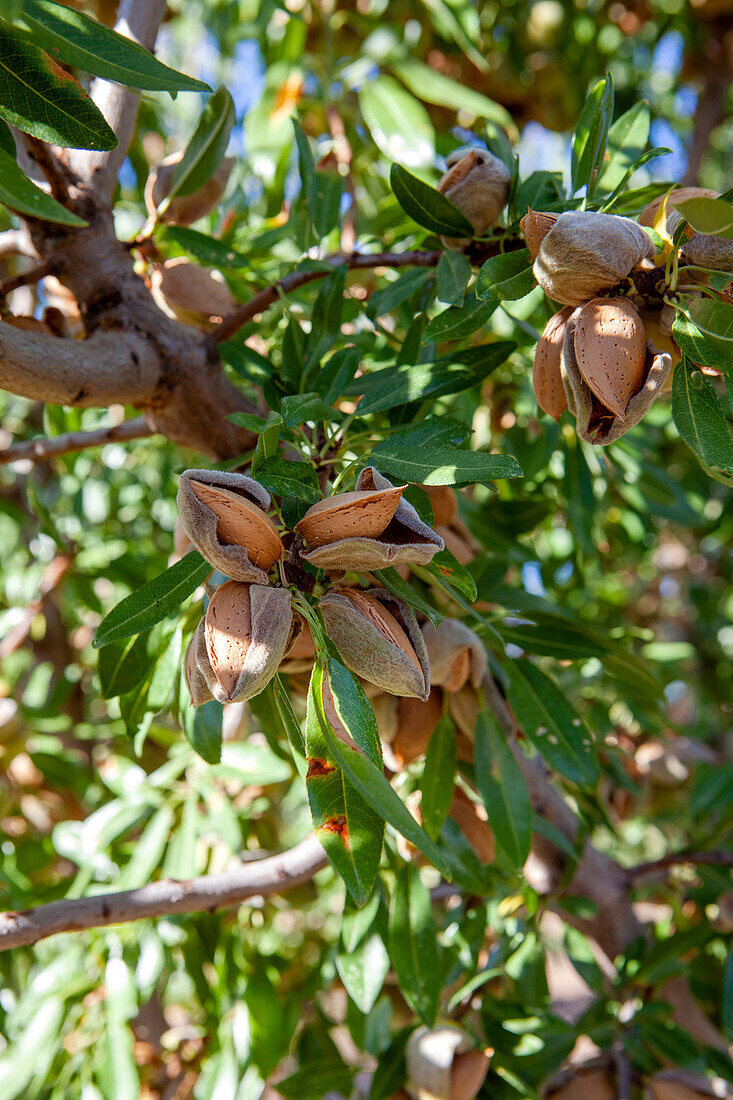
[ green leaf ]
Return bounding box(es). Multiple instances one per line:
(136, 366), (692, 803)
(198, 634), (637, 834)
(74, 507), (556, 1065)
(281, 392), (335, 426)
(292, 117), (317, 214)
(371, 441), (522, 485)
(250, 410), (283, 475)
(671, 360), (733, 479)
(372, 567), (442, 629)
(98, 626), (163, 699)
(389, 863), (441, 1025)
(353, 345), (514, 415)
(307, 663), (384, 906)
(392, 58), (513, 129)
(361, 76), (435, 171)
(723, 950), (733, 1043)
(336, 932), (390, 1013)
(504, 661), (599, 787)
(390, 162), (472, 237)
(672, 298), (733, 373)
(420, 715), (456, 840)
(0, 117), (15, 154)
(598, 100), (650, 192)
(476, 249), (535, 301)
(183, 699), (223, 764)
(0, 24), (117, 149)
(314, 659), (454, 880)
(276, 1061), (355, 1099)
(158, 226), (249, 268)
(422, 550), (478, 603)
(92, 551), (211, 649)
(422, 296), (498, 342)
(0, 145), (87, 225)
(158, 86), (235, 209)
(474, 710), (532, 867)
(570, 73), (614, 198)
(436, 249), (471, 306)
(675, 195), (733, 239)
(367, 268), (434, 319)
(255, 455), (321, 503)
(368, 1028), (411, 1100)
(13, 0), (209, 92)
(316, 347), (360, 405)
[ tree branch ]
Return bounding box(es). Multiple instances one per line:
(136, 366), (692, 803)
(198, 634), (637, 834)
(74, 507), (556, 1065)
(0, 321), (160, 407)
(66, 0), (167, 202)
(0, 416), (155, 466)
(0, 834), (328, 951)
(212, 249), (443, 345)
(0, 262), (54, 299)
(628, 850), (733, 882)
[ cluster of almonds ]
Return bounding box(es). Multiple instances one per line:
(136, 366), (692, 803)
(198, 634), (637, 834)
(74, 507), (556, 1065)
(178, 465), (446, 708)
(521, 207), (674, 444)
(177, 466), (497, 860)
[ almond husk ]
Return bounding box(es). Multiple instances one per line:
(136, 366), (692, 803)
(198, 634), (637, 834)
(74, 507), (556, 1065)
(561, 305), (672, 445)
(300, 467), (443, 571)
(421, 619), (487, 693)
(150, 257), (235, 327)
(392, 689), (444, 765)
(533, 307), (573, 420)
(295, 484), (405, 548)
(177, 468), (279, 584)
(145, 151), (234, 225)
(320, 587), (430, 700)
(405, 1025), (488, 1100)
(646, 1070), (733, 1100)
(521, 209), (559, 260)
(422, 485), (458, 527)
(533, 210), (655, 306)
(201, 580), (293, 704)
(185, 620), (213, 707)
(574, 297), (647, 419)
(438, 148), (511, 244)
(449, 788), (495, 863)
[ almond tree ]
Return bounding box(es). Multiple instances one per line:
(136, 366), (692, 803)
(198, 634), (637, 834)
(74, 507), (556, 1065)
(0, 2), (731, 1097)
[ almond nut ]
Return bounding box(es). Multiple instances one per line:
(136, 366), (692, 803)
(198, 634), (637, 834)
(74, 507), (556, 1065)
(203, 580), (293, 703)
(145, 151), (234, 225)
(533, 307), (573, 420)
(189, 480), (283, 569)
(573, 297), (647, 418)
(295, 485), (405, 548)
(438, 148), (511, 241)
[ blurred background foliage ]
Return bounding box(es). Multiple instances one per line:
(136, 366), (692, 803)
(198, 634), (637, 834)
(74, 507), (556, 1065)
(0, 0), (731, 1097)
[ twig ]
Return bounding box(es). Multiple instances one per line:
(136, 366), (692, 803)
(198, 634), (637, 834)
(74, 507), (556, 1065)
(212, 249), (442, 344)
(0, 262), (54, 298)
(628, 850), (733, 882)
(0, 834), (328, 951)
(0, 416), (155, 466)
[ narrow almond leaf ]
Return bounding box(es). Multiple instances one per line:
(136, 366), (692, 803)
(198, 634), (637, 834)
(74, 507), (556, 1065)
(314, 659), (454, 880)
(675, 195), (733, 239)
(336, 932), (390, 1013)
(372, 567), (443, 628)
(0, 25), (117, 149)
(420, 715), (456, 840)
(370, 441), (522, 486)
(474, 710), (532, 867)
(92, 551), (211, 648)
(361, 77), (435, 171)
(183, 699), (222, 764)
(390, 162), (473, 237)
(159, 86), (235, 208)
(13, 0), (209, 93)
(672, 359), (733, 480)
(436, 248), (471, 305)
(504, 660), (599, 786)
(388, 863), (441, 1025)
(305, 663), (384, 907)
(423, 296), (498, 342)
(0, 145), (87, 225)
(476, 249), (535, 301)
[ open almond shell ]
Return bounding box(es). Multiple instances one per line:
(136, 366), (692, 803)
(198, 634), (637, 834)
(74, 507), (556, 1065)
(198, 581), (293, 704)
(320, 586), (431, 700)
(560, 308), (672, 445)
(301, 467), (444, 571)
(177, 468), (281, 584)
